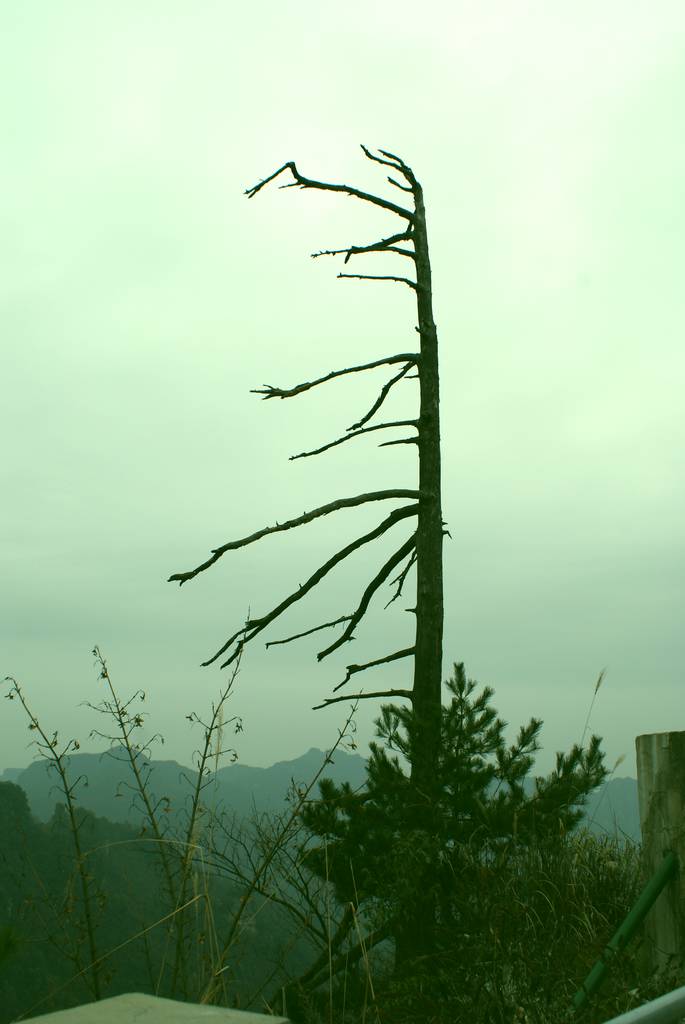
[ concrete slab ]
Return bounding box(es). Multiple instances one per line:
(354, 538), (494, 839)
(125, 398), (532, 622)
(27, 992), (290, 1024)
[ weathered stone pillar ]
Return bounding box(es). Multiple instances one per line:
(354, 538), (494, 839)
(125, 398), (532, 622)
(635, 730), (685, 982)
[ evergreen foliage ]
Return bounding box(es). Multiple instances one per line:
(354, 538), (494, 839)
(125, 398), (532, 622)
(296, 662), (609, 965)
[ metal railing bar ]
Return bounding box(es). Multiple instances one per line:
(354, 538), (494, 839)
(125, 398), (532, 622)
(600, 983), (685, 1023)
(572, 851), (679, 1013)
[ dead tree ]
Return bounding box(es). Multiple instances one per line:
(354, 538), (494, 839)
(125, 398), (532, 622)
(169, 146), (446, 971)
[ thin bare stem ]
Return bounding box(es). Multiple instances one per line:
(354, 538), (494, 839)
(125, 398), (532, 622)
(4, 678), (104, 1001)
(579, 668), (607, 750)
(198, 705), (360, 1005)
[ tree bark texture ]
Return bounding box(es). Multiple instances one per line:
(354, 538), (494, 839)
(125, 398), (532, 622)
(396, 176), (444, 971)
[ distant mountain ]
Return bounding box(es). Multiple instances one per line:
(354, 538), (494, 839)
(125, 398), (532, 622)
(0, 745), (368, 836)
(580, 775), (642, 846)
(0, 747), (641, 848)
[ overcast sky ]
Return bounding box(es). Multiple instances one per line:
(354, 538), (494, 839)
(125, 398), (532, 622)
(3, 2), (683, 783)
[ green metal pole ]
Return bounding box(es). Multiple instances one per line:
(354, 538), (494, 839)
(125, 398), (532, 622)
(572, 850), (679, 1015)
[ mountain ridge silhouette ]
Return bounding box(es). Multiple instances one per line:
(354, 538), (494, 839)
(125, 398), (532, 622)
(1, 745), (642, 847)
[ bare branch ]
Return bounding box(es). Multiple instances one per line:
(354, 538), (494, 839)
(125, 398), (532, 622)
(378, 148), (419, 186)
(384, 548), (417, 609)
(337, 273), (417, 291)
(361, 146), (419, 192)
(317, 535), (417, 660)
(318, 245), (415, 261)
(245, 160), (415, 222)
(207, 505), (420, 669)
(359, 144), (406, 172)
(311, 228), (415, 264)
(332, 647), (416, 692)
(265, 615), (352, 649)
(168, 489), (421, 585)
(387, 176), (413, 193)
(348, 362), (416, 432)
(251, 353), (419, 401)
(313, 246), (413, 262)
(377, 436), (419, 449)
(290, 419), (419, 462)
(360, 145), (417, 185)
(313, 688), (413, 711)
(377, 148), (408, 163)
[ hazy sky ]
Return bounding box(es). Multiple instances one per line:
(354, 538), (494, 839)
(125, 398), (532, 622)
(3, 2), (683, 782)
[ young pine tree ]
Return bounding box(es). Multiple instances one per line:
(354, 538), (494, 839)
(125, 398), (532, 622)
(294, 661), (608, 988)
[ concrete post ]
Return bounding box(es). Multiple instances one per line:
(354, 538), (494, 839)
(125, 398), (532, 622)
(635, 731), (685, 983)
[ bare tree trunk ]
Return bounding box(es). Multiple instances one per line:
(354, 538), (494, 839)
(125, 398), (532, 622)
(170, 145), (447, 980)
(395, 179), (444, 972)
